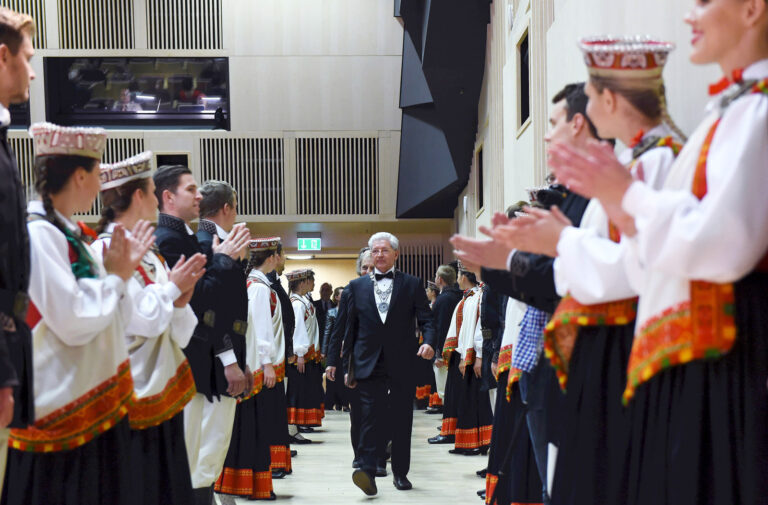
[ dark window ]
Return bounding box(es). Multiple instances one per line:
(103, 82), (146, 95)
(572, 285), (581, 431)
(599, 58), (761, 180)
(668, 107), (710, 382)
(477, 147), (484, 210)
(44, 57), (230, 129)
(156, 153), (190, 167)
(519, 33), (530, 126)
(9, 101), (30, 128)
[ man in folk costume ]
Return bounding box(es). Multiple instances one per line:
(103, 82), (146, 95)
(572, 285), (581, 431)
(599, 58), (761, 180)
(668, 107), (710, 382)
(426, 265), (463, 415)
(285, 269), (323, 444)
(216, 238), (287, 502)
(327, 232), (436, 496)
(152, 165), (251, 505)
(0, 9), (36, 495)
(250, 239), (293, 480)
(7, 123), (153, 505)
(93, 152), (205, 504)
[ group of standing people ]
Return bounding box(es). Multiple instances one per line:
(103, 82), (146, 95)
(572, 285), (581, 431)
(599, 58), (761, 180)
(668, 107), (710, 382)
(448, 2), (768, 505)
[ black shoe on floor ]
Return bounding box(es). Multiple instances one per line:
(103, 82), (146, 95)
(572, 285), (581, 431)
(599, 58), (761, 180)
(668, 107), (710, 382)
(478, 490), (486, 500)
(352, 458), (362, 469)
(290, 449), (298, 457)
(352, 469), (377, 496)
(298, 426), (315, 433)
(428, 434), (455, 444)
(272, 469), (287, 479)
(449, 448), (481, 455)
(425, 406), (443, 414)
(376, 466), (387, 477)
(289, 434), (312, 445)
(342, 406), (351, 412)
(476, 467), (487, 477)
(393, 475), (412, 490)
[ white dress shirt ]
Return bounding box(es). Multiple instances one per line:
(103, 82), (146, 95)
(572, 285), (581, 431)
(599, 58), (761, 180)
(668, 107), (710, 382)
(373, 267), (395, 323)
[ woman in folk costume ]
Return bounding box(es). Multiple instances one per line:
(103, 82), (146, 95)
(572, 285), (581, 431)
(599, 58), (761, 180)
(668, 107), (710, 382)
(285, 269), (324, 444)
(303, 271), (326, 426)
(547, 1), (768, 503)
(453, 270), (493, 455)
(215, 238), (283, 502)
(2, 123), (154, 505)
(92, 152), (205, 505)
(250, 240), (293, 479)
(494, 36), (684, 505)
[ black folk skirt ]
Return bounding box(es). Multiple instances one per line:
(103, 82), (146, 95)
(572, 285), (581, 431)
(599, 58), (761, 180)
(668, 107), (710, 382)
(439, 353), (462, 436)
(625, 271), (768, 505)
(129, 410), (195, 505)
(1, 417), (132, 505)
(286, 362), (324, 426)
(549, 323), (635, 505)
(455, 361), (493, 450)
(214, 395), (273, 499)
(256, 380), (292, 472)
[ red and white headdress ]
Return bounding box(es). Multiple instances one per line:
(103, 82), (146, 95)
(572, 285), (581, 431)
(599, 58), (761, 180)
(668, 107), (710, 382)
(29, 122), (107, 160)
(286, 269), (312, 282)
(579, 35), (675, 81)
(249, 237), (282, 252)
(100, 151), (154, 191)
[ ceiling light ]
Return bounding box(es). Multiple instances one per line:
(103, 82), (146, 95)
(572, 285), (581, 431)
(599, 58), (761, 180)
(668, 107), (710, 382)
(286, 254), (313, 260)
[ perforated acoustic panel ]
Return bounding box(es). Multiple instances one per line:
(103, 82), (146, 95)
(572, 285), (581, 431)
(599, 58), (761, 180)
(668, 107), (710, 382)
(398, 242), (444, 287)
(58, 0), (134, 49)
(199, 137), (285, 217)
(3, 0), (46, 48)
(7, 135), (35, 202)
(296, 137), (379, 216)
(146, 0), (222, 50)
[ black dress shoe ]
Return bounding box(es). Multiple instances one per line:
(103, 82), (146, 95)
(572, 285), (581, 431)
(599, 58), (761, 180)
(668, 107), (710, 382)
(449, 447), (481, 455)
(352, 469), (377, 496)
(478, 490), (486, 499)
(298, 426), (315, 433)
(290, 449), (298, 457)
(428, 434), (455, 444)
(288, 434), (312, 445)
(425, 406), (443, 414)
(342, 406), (351, 412)
(272, 469), (287, 479)
(476, 467), (487, 477)
(376, 465), (387, 477)
(393, 475), (412, 490)
(352, 458), (362, 469)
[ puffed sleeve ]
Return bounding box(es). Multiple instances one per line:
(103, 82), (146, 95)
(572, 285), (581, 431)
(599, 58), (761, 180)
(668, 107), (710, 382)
(28, 221), (131, 346)
(292, 299), (309, 358)
(622, 94), (768, 282)
(473, 319), (483, 358)
(249, 284), (276, 367)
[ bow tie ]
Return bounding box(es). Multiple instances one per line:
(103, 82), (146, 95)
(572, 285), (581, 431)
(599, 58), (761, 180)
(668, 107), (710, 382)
(709, 68), (744, 96)
(375, 271), (394, 281)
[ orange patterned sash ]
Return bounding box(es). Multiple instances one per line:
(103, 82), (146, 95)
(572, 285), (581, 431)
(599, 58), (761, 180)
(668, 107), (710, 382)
(442, 290), (475, 361)
(496, 344), (513, 376)
(10, 360), (133, 452)
(128, 360), (196, 430)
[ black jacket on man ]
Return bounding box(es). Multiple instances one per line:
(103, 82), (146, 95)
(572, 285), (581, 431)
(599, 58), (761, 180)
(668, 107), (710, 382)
(479, 285), (504, 391)
(154, 213), (246, 400)
(267, 271), (294, 360)
(480, 188), (589, 314)
(431, 285), (462, 359)
(0, 126), (33, 427)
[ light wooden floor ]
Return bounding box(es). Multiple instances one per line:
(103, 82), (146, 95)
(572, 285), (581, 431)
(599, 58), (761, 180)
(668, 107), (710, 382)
(221, 409), (488, 504)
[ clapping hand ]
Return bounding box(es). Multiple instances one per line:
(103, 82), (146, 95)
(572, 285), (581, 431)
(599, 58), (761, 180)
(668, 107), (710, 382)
(170, 253), (207, 307)
(103, 221), (155, 281)
(490, 206), (572, 258)
(213, 223), (251, 260)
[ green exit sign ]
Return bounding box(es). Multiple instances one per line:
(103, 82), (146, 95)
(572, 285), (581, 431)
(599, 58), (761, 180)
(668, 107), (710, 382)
(297, 238), (322, 251)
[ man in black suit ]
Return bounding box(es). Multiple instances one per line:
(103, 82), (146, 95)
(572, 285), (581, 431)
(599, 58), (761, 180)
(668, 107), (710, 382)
(327, 232), (435, 496)
(0, 10), (36, 489)
(152, 166), (250, 505)
(313, 282), (333, 358)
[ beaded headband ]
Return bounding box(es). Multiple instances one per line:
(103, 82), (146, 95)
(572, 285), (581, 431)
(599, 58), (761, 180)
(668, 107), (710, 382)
(100, 151), (153, 191)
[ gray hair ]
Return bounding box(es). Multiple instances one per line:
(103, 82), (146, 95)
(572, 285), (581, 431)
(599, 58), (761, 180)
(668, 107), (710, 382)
(355, 248), (373, 276)
(199, 180), (236, 218)
(368, 232), (399, 251)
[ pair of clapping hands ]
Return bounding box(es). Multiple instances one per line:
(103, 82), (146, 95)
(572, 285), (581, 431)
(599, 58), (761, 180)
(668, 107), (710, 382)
(451, 139), (638, 268)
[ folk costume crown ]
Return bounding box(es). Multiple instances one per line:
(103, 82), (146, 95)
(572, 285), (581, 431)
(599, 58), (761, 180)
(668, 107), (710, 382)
(249, 237), (281, 251)
(579, 35), (675, 83)
(286, 269), (312, 282)
(29, 122), (107, 160)
(100, 151), (154, 191)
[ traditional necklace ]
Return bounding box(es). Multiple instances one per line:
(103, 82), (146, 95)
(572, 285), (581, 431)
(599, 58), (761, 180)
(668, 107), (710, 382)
(371, 273), (394, 313)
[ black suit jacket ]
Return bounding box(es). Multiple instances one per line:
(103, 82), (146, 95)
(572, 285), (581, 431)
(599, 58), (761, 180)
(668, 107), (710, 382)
(480, 190), (589, 314)
(431, 285), (463, 358)
(333, 271), (435, 384)
(327, 288), (353, 373)
(0, 128), (33, 427)
(154, 214), (245, 399)
(313, 299), (330, 357)
(268, 271), (295, 360)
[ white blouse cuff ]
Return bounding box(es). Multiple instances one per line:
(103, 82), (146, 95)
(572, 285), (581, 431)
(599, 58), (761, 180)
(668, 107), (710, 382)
(163, 282), (183, 302)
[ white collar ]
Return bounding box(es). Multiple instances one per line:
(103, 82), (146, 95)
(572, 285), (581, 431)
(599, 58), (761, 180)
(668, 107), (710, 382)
(373, 267), (395, 276)
(28, 200), (79, 233)
(0, 104), (10, 128)
(249, 269), (271, 284)
(215, 223), (229, 240)
(743, 58), (768, 81)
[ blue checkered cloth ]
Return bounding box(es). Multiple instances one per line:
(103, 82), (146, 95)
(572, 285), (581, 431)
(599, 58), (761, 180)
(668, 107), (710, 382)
(511, 306), (550, 372)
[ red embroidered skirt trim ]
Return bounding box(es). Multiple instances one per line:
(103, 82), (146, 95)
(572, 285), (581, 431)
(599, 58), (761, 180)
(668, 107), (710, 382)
(269, 445), (292, 472)
(455, 424), (492, 449)
(128, 360), (195, 430)
(428, 392), (443, 408)
(286, 407), (323, 426)
(215, 468), (273, 499)
(440, 417), (457, 436)
(10, 360), (133, 452)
